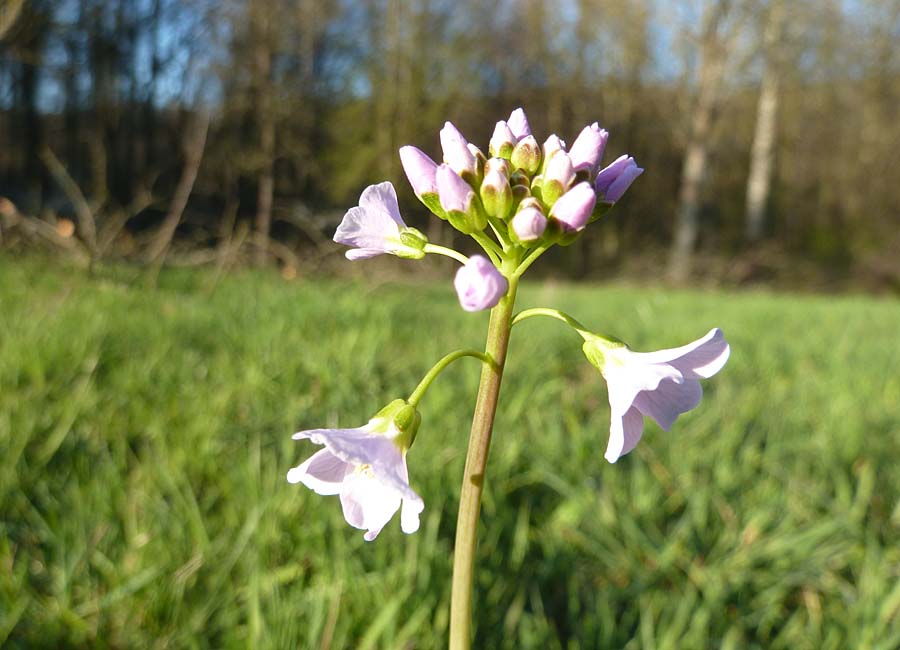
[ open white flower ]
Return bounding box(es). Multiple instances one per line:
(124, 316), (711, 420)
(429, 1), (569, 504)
(287, 401), (424, 541)
(583, 328), (730, 463)
(333, 182), (425, 260)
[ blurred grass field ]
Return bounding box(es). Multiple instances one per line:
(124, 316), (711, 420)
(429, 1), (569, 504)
(1, 255), (900, 649)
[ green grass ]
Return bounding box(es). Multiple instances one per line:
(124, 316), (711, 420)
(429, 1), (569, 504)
(1, 255), (899, 649)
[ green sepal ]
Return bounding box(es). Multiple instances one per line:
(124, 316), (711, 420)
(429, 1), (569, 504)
(371, 398), (422, 450)
(420, 192), (447, 220)
(398, 227), (428, 259)
(588, 201), (613, 224)
(447, 209), (474, 234)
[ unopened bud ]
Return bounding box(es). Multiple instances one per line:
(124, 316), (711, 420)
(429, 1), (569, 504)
(489, 121), (516, 159)
(569, 122), (609, 178)
(541, 151), (575, 206)
(510, 205), (547, 242)
(510, 135), (541, 175)
(507, 108), (531, 139)
(440, 121), (477, 178)
(549, 181), (596, 232)
(595, 155), (643, 203)
(541, 134), (567, 174)
(480, 165), (513, 219)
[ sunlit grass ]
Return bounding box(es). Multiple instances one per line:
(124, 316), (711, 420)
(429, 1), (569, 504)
(1, 256), (899, 649)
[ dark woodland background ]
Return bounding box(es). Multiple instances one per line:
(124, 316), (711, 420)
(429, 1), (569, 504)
(1, 0), (898, 288)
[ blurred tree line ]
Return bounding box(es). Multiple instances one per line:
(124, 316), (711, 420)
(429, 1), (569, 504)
(0, 0), (898, 285)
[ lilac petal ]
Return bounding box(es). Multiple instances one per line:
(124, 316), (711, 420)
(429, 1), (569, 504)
(594, 155), (633, 194)
(549, 182), (596, 232)
(440, 122), (476, 175)
(340, 471), (402, 541)
(633, 378), (702, 431)
(399, 146), (439, 196)
(436, 164), (475, 214)
(602, 355), (684, 417)
(507, 108), (531, 139)
(286, 449), (351, 495)
(629, 329), (730, 379)
(606, 405), (644, 463)
(358, 181), (404, 226)
(511, 206), (547, 241)
(344, 248), (385, 260)
(604, 162), (643, 203)
(568, 122), (608, 176)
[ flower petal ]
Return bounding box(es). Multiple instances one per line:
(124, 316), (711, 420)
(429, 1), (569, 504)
(603, 353), (684, 415)
(628, 328), (730, 379)
(340, 470), (402, 541)
(632, 378), (702, 431)
(286, 449), (351, 495)
(333, 205), (401, 254)
(605, 405), (644, 463)
(358, 181), (404, 226)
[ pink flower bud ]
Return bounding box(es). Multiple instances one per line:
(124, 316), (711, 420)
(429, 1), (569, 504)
(511, 205), (547, 242)
(440, 121), (476, 177)
(436, 164), (475, 214)
(549, 181), (596, 232)
(541, 134), (567, 172)
(507, 108), (531, 139)
(544, 151), (575, 190)
(489, 121), (516, 158)
(568, 122), (609, 177)
(399, 146), (438, 197)
(454, 255), (509, 312)
(595, 155), (643, 203)
(510, 135), (541, 175)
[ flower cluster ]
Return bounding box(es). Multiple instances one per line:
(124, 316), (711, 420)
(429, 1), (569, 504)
(334, 108), (643, 311)
(290, 108), (727, 544)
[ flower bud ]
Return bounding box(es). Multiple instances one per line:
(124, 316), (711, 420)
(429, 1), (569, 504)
(440, 121), (477, 178)
(541, 151), (575, 206)
(480, 162), (513, 219)
(507, 108), (531, 139)
(549, 181), (596, 232)
(437, 164), (485, 233)
(541, 134), (567, 174)
(510, 204), (547, 242)
(454, 255), (508, 312)
(595, 155), (643, 203)
(399, 146), (438, 196)
(510, 135), (541, 175)
(568, 122), (609, 177)
(489, 121), (517, 159)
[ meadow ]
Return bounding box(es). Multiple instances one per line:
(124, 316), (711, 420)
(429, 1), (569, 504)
(1, 255), (899, 649)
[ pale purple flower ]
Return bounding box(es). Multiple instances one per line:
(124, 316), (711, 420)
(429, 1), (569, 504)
(594, 155), (644, 203)
(511, 205), (547, 242)
(288, 417), (424, 541)
(399, 146), (439, 197)
(583, 328), (730, 463)
(568, 122), (609, 177)
(541, 134), (567, 170)
(334, 182), (422, 260)
(544, 151), (575, 191)
(454, 255), (508, 312)
(507, 108), (531, 139)
(548, 182), (596, 232)
(436, 164), (475, 214)
(440, 121), (477, 177)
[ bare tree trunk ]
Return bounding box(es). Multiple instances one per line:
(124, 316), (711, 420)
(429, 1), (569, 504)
(253, 8), (275, 266)
(145, 112), (209, 262)
(745, 1), (783, 242)
(667, 1), (733, 282)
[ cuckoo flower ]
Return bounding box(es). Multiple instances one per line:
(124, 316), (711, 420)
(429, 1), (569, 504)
(582, 328), (731, 463)
(595, 155), (644, 203)
(489, 121), (517, 159)
(287, 400), (425, 541)
(511, 204), (547, 242)
(333, 182), (425, 260)
(549, 181), (596, 232)
(568, 122), (609, 177)
(454, 255), (508, 312)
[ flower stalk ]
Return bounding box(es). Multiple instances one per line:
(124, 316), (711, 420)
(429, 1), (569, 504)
(449, 273), (519, 650)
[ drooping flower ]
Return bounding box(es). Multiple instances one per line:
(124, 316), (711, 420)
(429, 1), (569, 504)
(568, 122), (609, 178)
(454, 255), (508, 312)
(594, 155), (644, 203)
(287, 400), (425, 541)
(582, 328), (730, 463)
(333, 182), (426, 260)
(548, 181), (596, 232)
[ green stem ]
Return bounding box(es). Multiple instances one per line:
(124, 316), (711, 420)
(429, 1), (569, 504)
(511, 307), (592, 340)
(424, 243), (469, 265)
(449, 274), (519, 650)
(407, 349), (491, 407)
(512, 242), (551, 278)
(471, 232), (503, 265)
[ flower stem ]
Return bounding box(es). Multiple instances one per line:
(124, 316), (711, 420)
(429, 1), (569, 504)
(449, 275), (519, 650)
(407, 349), (492, 408)
(511, 307), (592, 339)
(424, 243), (470, 265)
